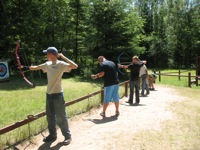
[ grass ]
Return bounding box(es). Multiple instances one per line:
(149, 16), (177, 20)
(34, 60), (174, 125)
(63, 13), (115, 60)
(0, 76), (126, 149)
(0, 77), (99, 128)
(155, 69), (200, 89)
(0, 68), (199, 149)
(128, 86), (200, 150)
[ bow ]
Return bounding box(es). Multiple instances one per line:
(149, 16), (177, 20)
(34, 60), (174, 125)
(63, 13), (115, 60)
(15, 40), (35, 88)
(117, 51), (131, 75)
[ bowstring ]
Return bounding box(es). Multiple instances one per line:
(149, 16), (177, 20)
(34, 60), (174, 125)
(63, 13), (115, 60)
(118, 52), (132, 80)
(20, 42), (35, 86)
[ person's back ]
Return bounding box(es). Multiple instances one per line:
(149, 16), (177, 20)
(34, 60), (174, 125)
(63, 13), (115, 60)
(139, 65), (149, 95)
(40, 60), (71, 94)
(139, 65), (147, 77)
(100, 60), (119, 87)
(91, 56), (120, 117)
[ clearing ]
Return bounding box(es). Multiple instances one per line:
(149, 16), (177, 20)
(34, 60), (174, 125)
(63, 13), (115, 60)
(15, 84), (185, 150)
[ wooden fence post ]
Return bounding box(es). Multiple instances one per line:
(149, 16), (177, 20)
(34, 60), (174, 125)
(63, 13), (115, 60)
(188, 72), (191, 88)
(159, 70), (161, 82)
(178, 70), (181, 80)
(195, 76), (198, 86)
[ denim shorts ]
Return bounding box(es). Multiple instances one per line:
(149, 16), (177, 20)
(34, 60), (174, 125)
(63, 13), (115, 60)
(104, 84), (119, 103)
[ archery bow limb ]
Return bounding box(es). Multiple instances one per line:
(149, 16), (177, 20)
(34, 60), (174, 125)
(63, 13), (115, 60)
(15, 40), (35, 88)
(118, 52), (125, 75)
(117, 51), (133, 81)
(117, 52), (131, 75)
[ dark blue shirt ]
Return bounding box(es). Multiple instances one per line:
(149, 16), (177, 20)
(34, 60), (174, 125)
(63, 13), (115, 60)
(128, 62), (144, 81)
(99, 60), (119, 87)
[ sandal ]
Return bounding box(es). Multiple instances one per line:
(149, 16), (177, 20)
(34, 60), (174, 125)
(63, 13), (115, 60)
(115, 111), (120, 117)
(100, 112), (105, 117)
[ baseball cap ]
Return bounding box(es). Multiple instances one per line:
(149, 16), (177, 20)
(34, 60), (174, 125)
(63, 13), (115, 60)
(43, 47), (58, 56)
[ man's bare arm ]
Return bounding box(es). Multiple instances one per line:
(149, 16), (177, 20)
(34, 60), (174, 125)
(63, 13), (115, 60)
(91, 71), (105, 79)
(118, 64), (128, 69)
(29, 66), (41, 71)
(58, 53), (78, 69)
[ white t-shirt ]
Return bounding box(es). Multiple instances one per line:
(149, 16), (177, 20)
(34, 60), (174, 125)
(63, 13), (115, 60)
(38, 60), (71, 94)
(139, 65), (147, 77)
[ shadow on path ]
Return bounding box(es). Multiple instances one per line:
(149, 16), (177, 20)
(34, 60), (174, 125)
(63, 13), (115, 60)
(120, 103), (146, 107)
(84, 115), (118, 124)
(37, 141), (65, 150)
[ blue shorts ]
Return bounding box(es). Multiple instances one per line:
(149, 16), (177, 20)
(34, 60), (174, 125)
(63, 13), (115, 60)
(104, 84), (119, 103)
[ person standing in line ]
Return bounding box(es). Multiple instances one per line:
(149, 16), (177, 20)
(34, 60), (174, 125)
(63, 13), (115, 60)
(21, 47), (78, 145)
(139, 64), (150, 96)
(91, 56), (120, 117)
(118, 56), (146, 105)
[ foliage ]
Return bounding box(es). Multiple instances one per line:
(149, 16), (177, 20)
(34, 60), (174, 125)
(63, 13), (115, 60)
(0, 0), (199, 75)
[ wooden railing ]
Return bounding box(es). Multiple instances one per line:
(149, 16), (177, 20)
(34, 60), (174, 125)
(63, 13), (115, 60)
(0, 80), (129, 135)
(158, 70), (199, 88)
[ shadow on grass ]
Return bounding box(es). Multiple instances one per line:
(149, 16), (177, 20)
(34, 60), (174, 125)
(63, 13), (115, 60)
(0, 77), (47, 91)
(0, 76), (126, 91)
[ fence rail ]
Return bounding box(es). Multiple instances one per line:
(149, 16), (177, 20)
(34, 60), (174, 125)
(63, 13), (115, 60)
(0, 80), (129, 135)
(158, 70), (200, 87)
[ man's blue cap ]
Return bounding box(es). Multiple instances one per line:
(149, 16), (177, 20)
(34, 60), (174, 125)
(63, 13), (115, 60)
(43, 47), (58, 56)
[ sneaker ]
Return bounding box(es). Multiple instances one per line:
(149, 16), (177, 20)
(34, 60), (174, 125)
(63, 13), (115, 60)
(126, 101), (133, 104)
(43, 135), (57, 142)
(134, 102), (139, 106)
(150, 88), (155, 91)
(115, 111), (120, 117)
(100, 112), (105, 117)
(140, 93), (145, 97)
(63, 137), (72, 145)
(146, 91), (150, 95)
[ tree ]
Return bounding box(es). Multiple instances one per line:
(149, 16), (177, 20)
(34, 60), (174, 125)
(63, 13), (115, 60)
(85, 0), (145, 61)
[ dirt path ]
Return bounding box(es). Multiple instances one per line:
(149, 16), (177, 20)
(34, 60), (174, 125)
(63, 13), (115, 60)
(16, 85), (184, 150)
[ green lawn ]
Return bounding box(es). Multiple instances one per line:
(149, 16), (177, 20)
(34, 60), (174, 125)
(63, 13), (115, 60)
(0, 76), (126, 148)
(154, 69), (200, 89)
(0, 77), (100, 128)
(0, 69), (199, 148)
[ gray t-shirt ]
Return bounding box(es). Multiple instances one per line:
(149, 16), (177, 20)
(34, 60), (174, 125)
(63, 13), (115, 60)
(139, 65), (147, 77)
(38, 60), (71, 94)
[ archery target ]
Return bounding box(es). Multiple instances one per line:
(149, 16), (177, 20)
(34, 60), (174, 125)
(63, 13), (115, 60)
(0, 61), (9, 81)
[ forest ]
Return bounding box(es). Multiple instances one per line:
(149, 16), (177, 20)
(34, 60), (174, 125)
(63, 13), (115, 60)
(0, 0), (199, 75)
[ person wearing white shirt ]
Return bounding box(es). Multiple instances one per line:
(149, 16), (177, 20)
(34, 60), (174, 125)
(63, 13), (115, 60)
(139, 65), (150, 96)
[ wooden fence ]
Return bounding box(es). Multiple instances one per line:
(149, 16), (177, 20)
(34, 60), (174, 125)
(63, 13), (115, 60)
(0, 80), (129, 135)
(158, 70), (200, 88)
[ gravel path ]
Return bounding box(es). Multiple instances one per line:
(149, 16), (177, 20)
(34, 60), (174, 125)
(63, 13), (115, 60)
(16, 84), (183, 150)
